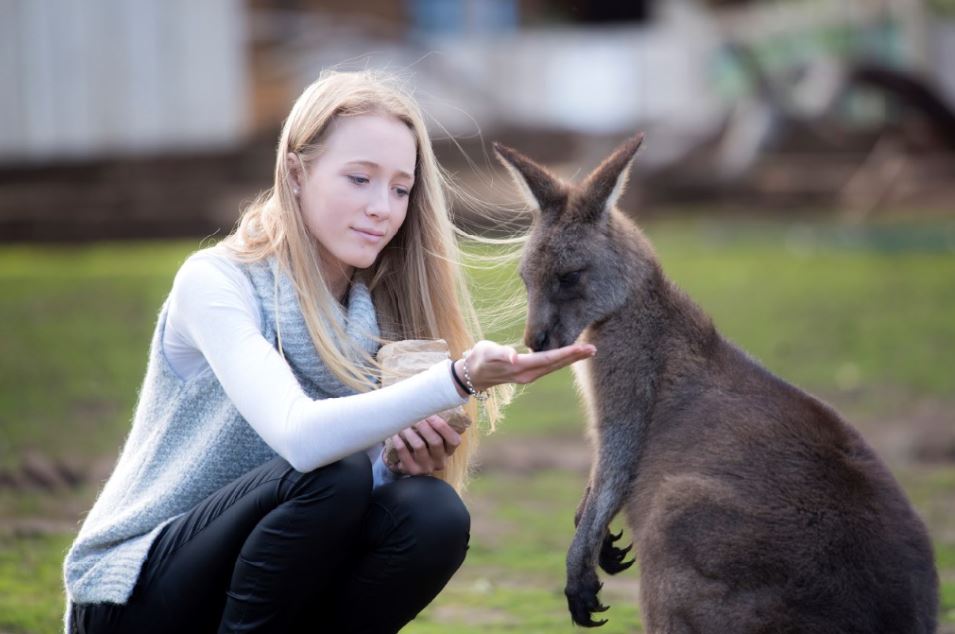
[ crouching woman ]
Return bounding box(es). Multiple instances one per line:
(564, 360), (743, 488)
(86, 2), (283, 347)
(62, 70), (594, 634)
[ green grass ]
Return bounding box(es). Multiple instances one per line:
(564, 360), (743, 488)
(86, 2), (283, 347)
(0, 533), (74, 634)
(1, 217), (954, 632)
(652, 219), (955, 403)
(0, 242), (197, 469)
(410, 469), (641, 633)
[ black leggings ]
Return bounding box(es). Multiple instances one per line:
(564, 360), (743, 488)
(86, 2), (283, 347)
(69, 452), (470, 634)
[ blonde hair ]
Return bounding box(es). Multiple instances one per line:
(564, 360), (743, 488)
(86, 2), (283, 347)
(219, 69), (513, 491)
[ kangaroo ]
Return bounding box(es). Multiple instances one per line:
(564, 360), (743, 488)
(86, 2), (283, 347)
(493, 134), (939, 633)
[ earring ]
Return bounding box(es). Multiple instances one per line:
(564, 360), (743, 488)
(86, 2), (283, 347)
(293, 187), (300, 195)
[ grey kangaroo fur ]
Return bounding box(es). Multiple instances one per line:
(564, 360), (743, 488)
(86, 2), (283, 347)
(494, 134), (939, 633)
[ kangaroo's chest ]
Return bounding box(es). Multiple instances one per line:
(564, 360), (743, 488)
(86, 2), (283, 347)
(575, 326), (652, 428)
(570, 360), (597, 423)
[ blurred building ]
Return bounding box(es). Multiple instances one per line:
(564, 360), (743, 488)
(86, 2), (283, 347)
(0, 0), (248, 164)
(0, 0), (951, 240)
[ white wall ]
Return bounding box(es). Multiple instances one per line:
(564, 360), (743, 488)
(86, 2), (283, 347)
(930, 18), (955, 107)
(0, 0), (248, 163)
(286, 5), (726, 139)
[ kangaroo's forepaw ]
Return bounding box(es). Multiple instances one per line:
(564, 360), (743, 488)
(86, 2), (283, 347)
(565, 574), (609, 627)
(599, 529), (634, 575)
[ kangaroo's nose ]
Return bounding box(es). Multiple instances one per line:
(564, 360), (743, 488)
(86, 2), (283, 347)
(527, 330), (549, 352)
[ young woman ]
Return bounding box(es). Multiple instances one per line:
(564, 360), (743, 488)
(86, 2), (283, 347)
(62, 70), (595, 634)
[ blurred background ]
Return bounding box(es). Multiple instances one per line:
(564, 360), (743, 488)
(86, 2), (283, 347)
(1, 0), (953, 632)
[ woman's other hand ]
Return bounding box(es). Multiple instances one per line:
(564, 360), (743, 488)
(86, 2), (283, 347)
(455, 340), (596, 393)
(388, 415), (461, 476)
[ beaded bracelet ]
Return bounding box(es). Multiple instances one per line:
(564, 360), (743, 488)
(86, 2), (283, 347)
(449, 358), (470, 394)
(460, 349), (489, 401)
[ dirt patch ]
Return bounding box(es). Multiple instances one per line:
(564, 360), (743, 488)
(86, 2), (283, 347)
(1, 517), (79, 539)
(0, 449), (117, 495)
(475, 432), (592, 476)
(5, 397), (952, 543)
(429, 603), (515, 627)
(858, 399), (955, 467)
(0, 452), (116, 538)
(0, 451), (87, 492)
(475, 397), (955, 477)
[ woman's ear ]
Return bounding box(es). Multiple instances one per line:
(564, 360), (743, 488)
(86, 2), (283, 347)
(286, 152), (302, 195)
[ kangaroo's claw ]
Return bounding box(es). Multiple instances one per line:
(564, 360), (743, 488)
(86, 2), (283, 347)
(566, 575), (610, 627)
(599, 530), (635, 575)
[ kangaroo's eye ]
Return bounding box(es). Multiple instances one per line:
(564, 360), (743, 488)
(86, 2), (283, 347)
(558, 270), (583, 288)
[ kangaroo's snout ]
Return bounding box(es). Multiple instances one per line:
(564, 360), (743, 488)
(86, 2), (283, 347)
(525, 328), (551, 352)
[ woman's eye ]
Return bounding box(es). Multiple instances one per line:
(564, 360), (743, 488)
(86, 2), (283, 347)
(347, 175), (369, 185)
(394, 187), (410, 198)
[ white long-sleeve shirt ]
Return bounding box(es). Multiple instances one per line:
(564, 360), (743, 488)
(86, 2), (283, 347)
(161, 250), (468, 484)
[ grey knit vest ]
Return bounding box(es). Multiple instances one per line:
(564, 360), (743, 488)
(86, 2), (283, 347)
(61, 248), (380, 633)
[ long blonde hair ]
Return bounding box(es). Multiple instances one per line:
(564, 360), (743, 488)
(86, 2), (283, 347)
(219, 69), (512, 491)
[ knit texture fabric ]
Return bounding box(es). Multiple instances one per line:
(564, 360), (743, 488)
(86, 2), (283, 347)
(61, 248), (381, 633)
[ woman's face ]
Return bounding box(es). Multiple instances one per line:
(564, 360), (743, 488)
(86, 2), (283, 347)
(291, 113), (417, 279)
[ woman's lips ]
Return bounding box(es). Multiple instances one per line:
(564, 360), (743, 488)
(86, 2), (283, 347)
(352, 227), (384, 243)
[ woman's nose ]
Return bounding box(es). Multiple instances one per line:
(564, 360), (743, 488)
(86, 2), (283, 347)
(366, 186), (391, 218)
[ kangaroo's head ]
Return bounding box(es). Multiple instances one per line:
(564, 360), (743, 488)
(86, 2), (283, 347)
(494, 133), (655, 351)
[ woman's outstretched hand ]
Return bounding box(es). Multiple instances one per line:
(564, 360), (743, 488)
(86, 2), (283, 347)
(455, 340), (597, 394)
(388, 341), (595, 475)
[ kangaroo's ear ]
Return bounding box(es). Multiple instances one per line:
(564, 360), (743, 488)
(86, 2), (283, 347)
(581, 132), (645, 221)
(493, 141), (568, 218)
